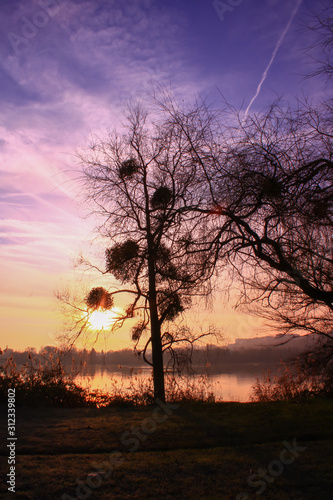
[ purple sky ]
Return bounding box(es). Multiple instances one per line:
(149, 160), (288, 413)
(0, 0), (328, 350)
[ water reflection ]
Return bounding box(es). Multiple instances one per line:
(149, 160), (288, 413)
(74, 367), (257, 402)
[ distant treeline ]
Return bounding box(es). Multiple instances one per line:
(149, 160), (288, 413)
(0, 340), (308, 374)
(0, 346), (144, 370)
(191, 345), (301, 374)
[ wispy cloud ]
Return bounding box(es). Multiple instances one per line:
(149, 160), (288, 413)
(0, 0), (318, 350)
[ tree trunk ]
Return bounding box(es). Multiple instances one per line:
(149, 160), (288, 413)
(148, 262), (166, 402)
(143, 164), (166, 402)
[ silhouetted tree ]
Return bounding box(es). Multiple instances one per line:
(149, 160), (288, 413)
(75, 103), (222, 401)
(210, 2), (333, 379)
(154, 89), (332, 354)
(154, 5), (333, 350)
(305, 3), (333, 82)
(211, 99), (333, 345)
(202, 2), (333, 345)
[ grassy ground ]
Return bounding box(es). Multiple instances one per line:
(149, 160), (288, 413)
(0, 399), (332, 499)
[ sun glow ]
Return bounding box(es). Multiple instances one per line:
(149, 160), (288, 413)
(87, 308), (119, 331)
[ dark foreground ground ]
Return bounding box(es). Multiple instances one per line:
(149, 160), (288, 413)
(0, 399), (332, 499)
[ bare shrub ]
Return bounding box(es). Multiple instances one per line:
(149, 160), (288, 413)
(251, 358), (332, 402)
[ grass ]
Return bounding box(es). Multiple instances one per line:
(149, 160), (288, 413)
(0, 399), (332, 499)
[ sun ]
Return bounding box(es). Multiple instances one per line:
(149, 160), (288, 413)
(87, 308), (118, 331)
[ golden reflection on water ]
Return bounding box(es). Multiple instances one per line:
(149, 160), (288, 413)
(75, 369), (256, 402)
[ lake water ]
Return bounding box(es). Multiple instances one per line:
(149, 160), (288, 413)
(74, 367), (259, 402)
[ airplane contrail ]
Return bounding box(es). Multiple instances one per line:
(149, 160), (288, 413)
(244, 0), (303, 119)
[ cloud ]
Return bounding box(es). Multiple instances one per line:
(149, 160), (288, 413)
(2, 0), (183, 98)
(0, 0), (320, 351)
(0, 66), (39, 104)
